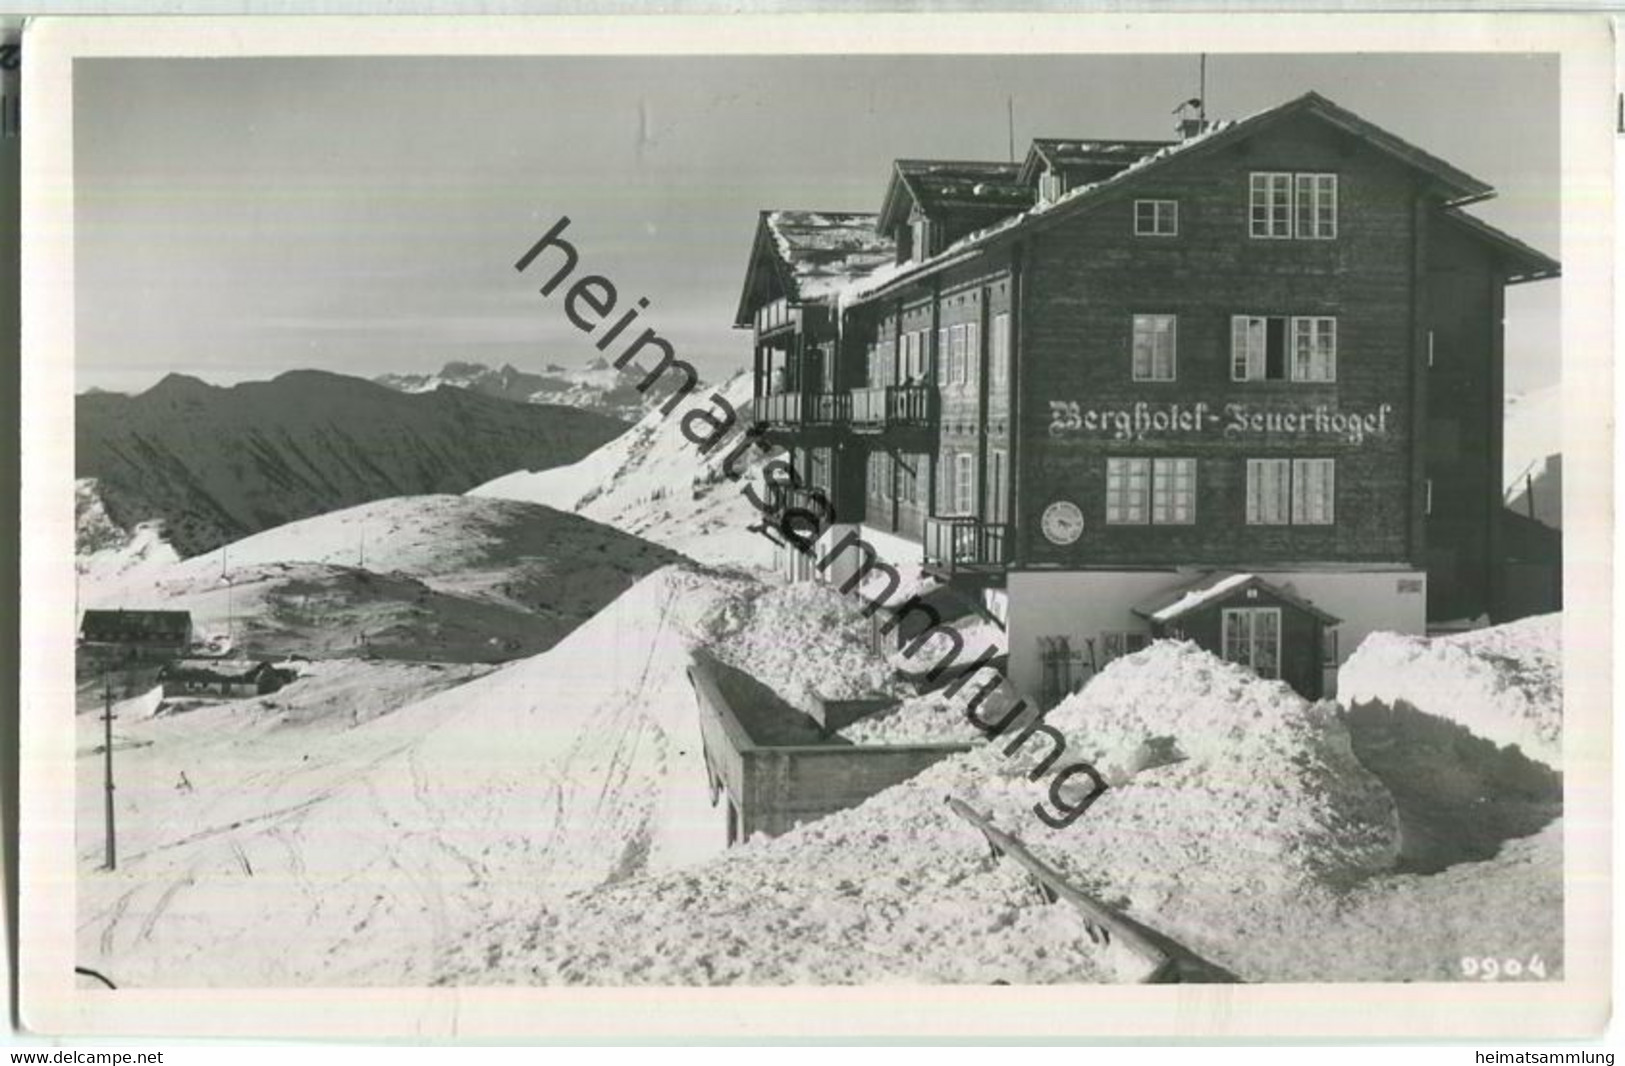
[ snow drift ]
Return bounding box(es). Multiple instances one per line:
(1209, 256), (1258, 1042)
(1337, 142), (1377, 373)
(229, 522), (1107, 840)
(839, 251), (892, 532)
(1338, 614), (1562, 769)
(444, 640), (1410, 985)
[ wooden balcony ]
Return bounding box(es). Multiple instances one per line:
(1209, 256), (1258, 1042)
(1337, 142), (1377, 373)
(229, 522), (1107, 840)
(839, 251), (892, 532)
(751, 391), (851, 431)
(849, 384), (938, 432)
(923, 516), (1010, 577)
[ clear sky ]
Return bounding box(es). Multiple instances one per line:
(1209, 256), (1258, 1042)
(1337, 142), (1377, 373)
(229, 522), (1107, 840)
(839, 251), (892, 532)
(74, 51), (1559, 396)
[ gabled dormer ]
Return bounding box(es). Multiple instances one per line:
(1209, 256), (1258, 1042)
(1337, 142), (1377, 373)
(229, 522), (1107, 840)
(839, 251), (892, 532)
(734, 210), (895, 332)
(876, 160), (1032, 264)
(1017, 138), (1175, 204)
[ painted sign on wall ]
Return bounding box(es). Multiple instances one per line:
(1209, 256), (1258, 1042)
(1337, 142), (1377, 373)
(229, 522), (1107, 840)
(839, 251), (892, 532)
(1047, 400), (1395, 445)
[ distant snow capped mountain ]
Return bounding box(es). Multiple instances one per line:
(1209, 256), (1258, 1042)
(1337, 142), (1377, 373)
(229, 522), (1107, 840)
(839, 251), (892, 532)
(77, 369), (626, 557)
(375, 357), (675, 422)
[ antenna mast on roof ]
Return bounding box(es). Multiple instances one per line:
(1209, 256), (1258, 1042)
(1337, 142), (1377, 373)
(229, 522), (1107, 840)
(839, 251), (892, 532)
(1006, 96), (1015, 164)
(1200, 53), (1207, 126)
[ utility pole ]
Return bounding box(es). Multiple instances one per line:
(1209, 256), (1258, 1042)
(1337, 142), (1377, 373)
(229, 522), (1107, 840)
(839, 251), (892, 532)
(101, 670), (116, 871)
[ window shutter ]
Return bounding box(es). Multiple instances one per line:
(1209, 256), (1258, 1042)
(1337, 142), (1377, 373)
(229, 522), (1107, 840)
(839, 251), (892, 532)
(1231, 316), (1250, 380)
(1246, 460), (1261, 523)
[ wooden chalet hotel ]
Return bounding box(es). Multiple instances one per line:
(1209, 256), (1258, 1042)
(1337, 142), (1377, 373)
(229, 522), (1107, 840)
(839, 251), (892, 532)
(735, 92), (1558, 701)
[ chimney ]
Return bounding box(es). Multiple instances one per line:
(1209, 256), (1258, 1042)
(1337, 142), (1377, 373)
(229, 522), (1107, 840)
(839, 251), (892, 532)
(1173, 96), (1207, 140)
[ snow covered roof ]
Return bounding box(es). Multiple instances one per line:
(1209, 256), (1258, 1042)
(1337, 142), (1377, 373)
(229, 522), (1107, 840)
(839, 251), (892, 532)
(157, 658), (288, 682)
(1133, 572), (1341, 626)
(876, 159), (1033, 234)
(1016, 137), (1175, 185)
(733, 210), (897, 326)
(840, 91), (1522, 307)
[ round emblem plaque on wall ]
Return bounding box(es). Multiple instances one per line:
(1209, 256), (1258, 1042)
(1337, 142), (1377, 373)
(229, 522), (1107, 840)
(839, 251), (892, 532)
(1040, 500), (1085, 545)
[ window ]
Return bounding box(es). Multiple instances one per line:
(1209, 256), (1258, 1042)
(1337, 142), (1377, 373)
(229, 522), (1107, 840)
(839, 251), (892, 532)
(1322, 626), (1340, 667)
(1291, 317), (1337, 382)
(1132, 314), (1177, 381)
(1107, 457), (1194, 526)
(991, 312), (1010, 392)
(988, 448), (1008, 523)
(954, 453), (976, 516)
(1292, 458), (1335, 525)
(1295, 173), (1338, 239)
(911, 215), (930, 260)
(965, 321), (980, 387)
(1250, 173), (1293, 238)
(1231, 315), (1337, 382)
(898, 455), (918, 506)
(1222, 607), (1281, 679)
(1250, 172), (1337, 239)
(937, 326), (951, 385)
(1151, 458), (1197, 524)
(1039, 170), (1063, 204)
(1134, 199), (1179, 236)
(1247, 458), (1335, 525)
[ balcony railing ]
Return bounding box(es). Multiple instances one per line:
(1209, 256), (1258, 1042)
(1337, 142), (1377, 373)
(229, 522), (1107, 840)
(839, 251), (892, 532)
(751, 391), (850, 429)
(849, 384), (938, 431)
(923, 516), (1010, 573)
(753, 297), (802, 336)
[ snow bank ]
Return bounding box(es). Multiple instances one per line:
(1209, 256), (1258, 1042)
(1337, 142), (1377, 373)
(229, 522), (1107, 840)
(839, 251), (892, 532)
(1339, 614), (1562, 769)
(446, 640), (1405, 985)
(707, 580), (902, 715)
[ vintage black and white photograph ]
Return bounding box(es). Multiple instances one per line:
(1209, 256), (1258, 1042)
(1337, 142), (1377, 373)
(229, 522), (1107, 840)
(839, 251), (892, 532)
(16, 13), (1612, 1040)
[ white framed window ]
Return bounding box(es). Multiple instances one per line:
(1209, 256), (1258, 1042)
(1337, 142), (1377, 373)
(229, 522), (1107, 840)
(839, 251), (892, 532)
(988, 448), (1008, 523)
(1151, 458), (1197, 524)
(991, 312), (1010, 392)
(965, 320), (980, 387)
(1246, 459), (1292, 525)
(1294, 173), (1338, 239)
(1134, 199), (1179, 236)
(1291, 317), (1337, 382)
(911, 215), (930, 261)
(1232, 315), (1337, 382)
(1222, 607), (1281, 679)
(1247, 458), (1335, 525)
(1251, 172), (1337, 239)
(954, 453), (976, 516)
(1132, 314), (1177, 382)
(1249, 172), (1293, 238)
(1292, 458), (1335, 525)
(936, 326), (951, 385)
(1039, 170), (1063, 204)
(1105, 457), (1150, 525)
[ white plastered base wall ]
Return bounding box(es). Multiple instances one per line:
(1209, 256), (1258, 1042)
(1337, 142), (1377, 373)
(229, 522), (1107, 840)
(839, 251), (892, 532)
(1003, 567), (1428, 701)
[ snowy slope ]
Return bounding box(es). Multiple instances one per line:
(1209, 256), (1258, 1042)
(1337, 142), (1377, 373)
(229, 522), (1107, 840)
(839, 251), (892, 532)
(472, 371), (776, 566)
(77, 565), (757, 986)
(77, 478), (180, 585)
(78, 495), (686, 663)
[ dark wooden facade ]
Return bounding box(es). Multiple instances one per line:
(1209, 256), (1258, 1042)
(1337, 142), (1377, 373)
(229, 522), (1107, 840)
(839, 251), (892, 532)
(738, 93), (1557, 627)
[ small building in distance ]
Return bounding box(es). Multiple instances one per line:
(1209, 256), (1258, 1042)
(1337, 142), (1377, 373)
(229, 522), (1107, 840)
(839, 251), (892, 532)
(157, 658), (297, 699)
(79, 609), (194, 659)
